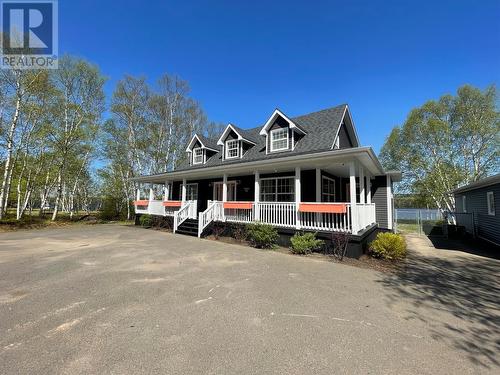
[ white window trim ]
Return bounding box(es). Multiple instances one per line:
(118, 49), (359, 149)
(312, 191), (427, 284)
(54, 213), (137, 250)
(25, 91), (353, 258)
(487, 191), (495, 216)
(225, 140), (240, 159)
(462, 195), (467, 213)
(321, 175), (336, 202)
(193, 147), (203, 165)
(259, 176), (295, 202)
(269, 128), (289, 152)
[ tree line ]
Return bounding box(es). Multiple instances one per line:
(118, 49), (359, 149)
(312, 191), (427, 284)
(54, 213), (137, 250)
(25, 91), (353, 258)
(380, 85), (499, 214)
(1, 56), (498, 221)
(0, 55), (223, 221)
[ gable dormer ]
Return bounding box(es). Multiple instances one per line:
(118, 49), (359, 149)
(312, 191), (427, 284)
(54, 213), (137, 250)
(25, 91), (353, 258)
(259, 109), (307, 154)
(185, 134), (218, 165)
(217, 124), (257, 161)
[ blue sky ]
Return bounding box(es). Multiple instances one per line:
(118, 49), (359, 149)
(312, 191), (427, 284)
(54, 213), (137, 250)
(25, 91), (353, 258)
(60, 0), (500, 153)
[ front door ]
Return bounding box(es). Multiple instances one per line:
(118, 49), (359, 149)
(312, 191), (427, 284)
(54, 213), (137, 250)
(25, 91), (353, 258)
(213, 182), (236, 201)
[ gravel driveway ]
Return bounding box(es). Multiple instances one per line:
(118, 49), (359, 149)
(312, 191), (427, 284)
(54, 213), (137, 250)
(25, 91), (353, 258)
(0, 225), (498, 374)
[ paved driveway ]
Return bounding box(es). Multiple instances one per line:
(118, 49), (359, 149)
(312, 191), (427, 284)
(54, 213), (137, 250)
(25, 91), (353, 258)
(0, 225), (498, 374)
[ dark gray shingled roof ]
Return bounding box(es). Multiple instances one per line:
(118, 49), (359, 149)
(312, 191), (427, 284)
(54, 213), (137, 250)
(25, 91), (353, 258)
(177, 104), (348, 172)
(196, 134), (219, 150)
(230, 124), (259, 144)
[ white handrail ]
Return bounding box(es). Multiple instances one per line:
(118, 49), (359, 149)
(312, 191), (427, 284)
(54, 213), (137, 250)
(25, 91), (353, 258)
(198, 201), (217, 237)
(173, 202), (192, 233)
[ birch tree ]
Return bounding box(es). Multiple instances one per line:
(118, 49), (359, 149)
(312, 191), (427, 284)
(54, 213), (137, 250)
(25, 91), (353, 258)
(48, 56), (105, 220)
(380, 84), (500, 213)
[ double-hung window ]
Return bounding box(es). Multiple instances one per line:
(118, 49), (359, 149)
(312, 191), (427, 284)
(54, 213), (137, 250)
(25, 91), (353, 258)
(270, 128), (289, 152)
(487, 192), (495, 216)
(225, 140), (239, 159)
(193, 148), (203, 164)
(260, 177), (294, 202)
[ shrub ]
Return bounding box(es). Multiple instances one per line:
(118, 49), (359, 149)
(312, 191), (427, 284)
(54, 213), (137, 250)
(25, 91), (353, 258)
(231, 224), (247, 242)
(211, 222), (225, 240)
(290, 232), (323, 255)
(369, 232), (407, 260)
(330, 231), (350, 261)
(139, 214), (153, 228)
(246, 223), (279, 249)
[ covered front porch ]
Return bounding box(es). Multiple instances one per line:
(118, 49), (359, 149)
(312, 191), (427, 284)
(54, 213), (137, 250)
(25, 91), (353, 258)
(134, 158), (378, 237)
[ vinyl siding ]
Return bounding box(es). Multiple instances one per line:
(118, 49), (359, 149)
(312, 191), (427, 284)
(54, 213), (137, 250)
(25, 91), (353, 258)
(454, 183), (500, 245)
(372, 176), (389, 229)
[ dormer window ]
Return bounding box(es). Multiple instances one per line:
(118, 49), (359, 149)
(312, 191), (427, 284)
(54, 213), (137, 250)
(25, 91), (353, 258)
(193, 148), (203, 164)
(225, 140), (239, 159)
(270, 128), (289, 152)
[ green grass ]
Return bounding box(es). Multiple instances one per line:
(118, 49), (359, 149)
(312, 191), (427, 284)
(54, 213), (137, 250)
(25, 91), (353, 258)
(395, 223), (420, 234)
(0, 211), (133, 231)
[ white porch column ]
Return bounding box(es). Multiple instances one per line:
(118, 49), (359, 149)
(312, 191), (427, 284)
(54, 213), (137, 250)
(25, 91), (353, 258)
(254, 171), (260, 221)
(295, 166), (301, 229)
(181, 179), (187, 202)
(349, 162), (358, 233)
(315, 168), (321, 202)
(366, 174), (372, 204)
(136, 187), (141, 201)
(222, 174), (228, 202)
(222, 174), (228, 222)
(149, 185), (154, 201)
(359, 165), (365, 204)
(164, 181), (170, 201)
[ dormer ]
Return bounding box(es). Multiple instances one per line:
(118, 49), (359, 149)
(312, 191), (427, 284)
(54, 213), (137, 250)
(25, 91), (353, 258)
(259, 109), (307, 154)
(217, 124), (257, 161)
(185, 134), (218, 165)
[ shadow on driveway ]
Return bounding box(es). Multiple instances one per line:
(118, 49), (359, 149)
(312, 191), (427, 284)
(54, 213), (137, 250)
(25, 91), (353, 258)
(379, 237), (500, 370)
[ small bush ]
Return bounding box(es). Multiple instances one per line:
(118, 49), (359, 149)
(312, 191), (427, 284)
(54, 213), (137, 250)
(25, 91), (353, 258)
(369, 232), (407, 260)
(139, 214), (153, 228)
(231, 224), (247, 242)
(212, 222), (225, 240)
(290, 232), (323, 255)
(246, 223), (278, 249)
(330, 231), (350, 261)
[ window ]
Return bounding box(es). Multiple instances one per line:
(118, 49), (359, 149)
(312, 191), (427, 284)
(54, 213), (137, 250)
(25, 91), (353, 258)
(193, 148), (203, 164)
(225, 140), (239, 159)
(487, 192), (495, 216)
(260, 177), (294, 202)
(322, 176), (336, 202)
(186, 183), (198, 201)
(462, 195), (467, 213)
(270, 128), (289, 152)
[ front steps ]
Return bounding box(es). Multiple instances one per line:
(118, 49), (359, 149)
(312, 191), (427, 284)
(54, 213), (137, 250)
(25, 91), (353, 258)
(176, 218), (199, 237)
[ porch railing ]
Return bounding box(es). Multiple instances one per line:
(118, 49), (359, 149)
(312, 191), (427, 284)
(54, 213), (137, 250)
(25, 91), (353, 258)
(300, 204), (351, 232)
(352, 203), (376, 232)
(198, 201), (223, 237)
(257, 202), (296, 228)
(209, 201), (375, 234)
(173, 200), (198, 232)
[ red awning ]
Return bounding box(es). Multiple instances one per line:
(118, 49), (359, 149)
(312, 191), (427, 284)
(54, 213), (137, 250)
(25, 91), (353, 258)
(162, 201), (182, 207)
(134, 200), (150, 206)
(223, 202), (253, 209)
(299, 203), (347, 214)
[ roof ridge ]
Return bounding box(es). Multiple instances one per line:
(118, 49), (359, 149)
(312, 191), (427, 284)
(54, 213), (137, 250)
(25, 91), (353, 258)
(291, 103), (347, 120)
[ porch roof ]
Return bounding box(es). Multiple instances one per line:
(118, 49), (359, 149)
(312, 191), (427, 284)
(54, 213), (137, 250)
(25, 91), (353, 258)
(131, 147), (396, 183)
